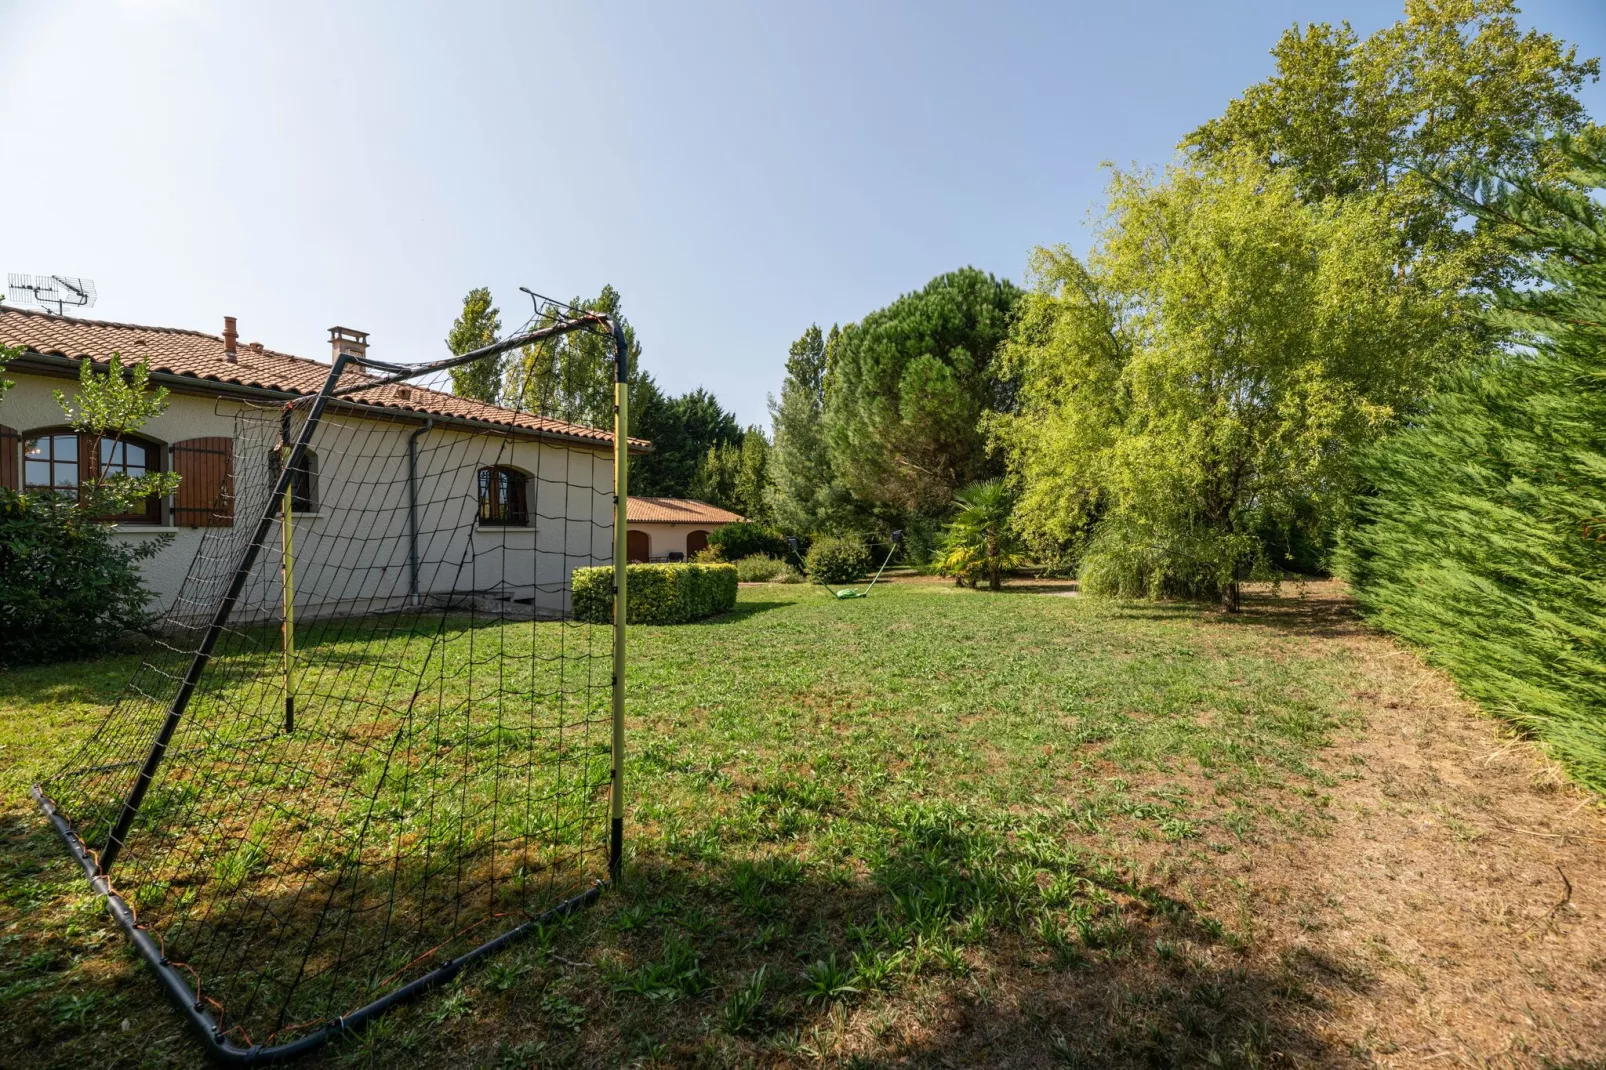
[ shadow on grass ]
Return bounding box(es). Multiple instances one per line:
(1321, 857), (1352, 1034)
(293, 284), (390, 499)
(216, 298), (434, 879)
(691, 600), (794, 626)
(1, 784), (1376, 1070)
(537, 806), (1366, 1069)
(1105, 585), (1368, 643)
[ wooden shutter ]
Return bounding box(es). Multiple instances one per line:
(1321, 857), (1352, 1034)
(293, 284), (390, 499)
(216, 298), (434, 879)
(0, 424), (17, 491)
(171, 437), (234, 527)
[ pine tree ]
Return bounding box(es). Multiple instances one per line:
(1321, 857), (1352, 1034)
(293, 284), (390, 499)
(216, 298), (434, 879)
(824, 269), (1020, 514)
(1343, 135), (1606, 791)
(446, 288), (504, 403)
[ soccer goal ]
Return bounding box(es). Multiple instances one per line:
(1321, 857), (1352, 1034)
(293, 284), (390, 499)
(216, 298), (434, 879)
(32, 301), (632, 1062)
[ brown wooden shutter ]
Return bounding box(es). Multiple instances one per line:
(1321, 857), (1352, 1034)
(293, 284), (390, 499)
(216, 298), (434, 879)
(171, 437), (233, 527)
(0, 425), (17, 491)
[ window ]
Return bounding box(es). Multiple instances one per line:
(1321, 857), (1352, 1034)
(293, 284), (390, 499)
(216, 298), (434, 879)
(477, 466), (528, 526)
(269, 449), (318, 513)
(24, 430), (162, 522)
(24, 433), (79, 495)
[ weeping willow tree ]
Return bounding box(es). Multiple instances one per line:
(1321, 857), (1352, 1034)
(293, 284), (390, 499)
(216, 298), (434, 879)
(1343, 136), (1606, 792)
(993, 152), (1473, 609)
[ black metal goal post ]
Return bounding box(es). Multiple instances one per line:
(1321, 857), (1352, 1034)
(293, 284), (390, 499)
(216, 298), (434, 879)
(31, 305), (631, 1064)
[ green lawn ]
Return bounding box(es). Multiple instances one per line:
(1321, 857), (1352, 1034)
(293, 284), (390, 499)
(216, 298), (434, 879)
(0, 582), (1421, 1067)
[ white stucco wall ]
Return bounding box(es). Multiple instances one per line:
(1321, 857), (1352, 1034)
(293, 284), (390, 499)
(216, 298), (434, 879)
(626, 522), (717, 561)
(0, 369), (617, 623)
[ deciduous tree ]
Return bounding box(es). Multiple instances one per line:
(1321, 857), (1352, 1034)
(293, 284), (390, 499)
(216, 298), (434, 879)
(993, 154), (1472, 607)
(1185, 0), (1599, 291)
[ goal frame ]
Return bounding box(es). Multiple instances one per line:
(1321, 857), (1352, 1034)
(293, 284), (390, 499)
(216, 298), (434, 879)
(31, 311), (632, 1065)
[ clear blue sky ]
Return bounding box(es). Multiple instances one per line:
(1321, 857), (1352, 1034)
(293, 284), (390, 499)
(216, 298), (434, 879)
(3, 1), (1602, 426)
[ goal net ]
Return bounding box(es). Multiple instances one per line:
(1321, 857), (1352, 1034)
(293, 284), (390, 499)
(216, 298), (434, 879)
(32, 306), (629, 1059)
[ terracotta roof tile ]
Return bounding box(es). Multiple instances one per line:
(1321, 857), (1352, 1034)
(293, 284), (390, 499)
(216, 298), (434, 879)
(0, 307), (648, 449)
(627, 497), (744, 524)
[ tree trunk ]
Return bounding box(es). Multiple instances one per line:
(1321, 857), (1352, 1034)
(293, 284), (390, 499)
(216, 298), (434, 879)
(987, 530), (1001, 591)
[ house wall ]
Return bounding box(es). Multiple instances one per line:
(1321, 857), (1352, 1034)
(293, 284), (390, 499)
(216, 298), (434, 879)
(0, 369), (617, 623)
(626, 522), (716, 561)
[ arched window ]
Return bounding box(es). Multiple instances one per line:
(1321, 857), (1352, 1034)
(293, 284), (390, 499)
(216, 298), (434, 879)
(268, 448), (318, 513)
(23, 428), (164, 523)
(686, 529), (710, 556)
(477, 466), (528, 526)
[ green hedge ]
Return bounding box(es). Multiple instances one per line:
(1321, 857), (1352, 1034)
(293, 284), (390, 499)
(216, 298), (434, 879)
(571, 562), (738, 625)
(1341, 144), (1606, 793)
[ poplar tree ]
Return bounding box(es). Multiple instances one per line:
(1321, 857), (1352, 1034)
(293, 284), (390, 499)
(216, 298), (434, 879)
(767, 323), (857, 534)
(446, 287), (504, 404)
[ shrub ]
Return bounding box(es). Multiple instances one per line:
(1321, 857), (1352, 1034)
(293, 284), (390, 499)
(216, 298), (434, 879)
(706, 522), (788, 562)
(734, 554), (801, 583)
(571, 562), (738, 625)
(0, 490), (167, 665)
(1078, 517), (1248, 602)
(804, 536), (870, 585)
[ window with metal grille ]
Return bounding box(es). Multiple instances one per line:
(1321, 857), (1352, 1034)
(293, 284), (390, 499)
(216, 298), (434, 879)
(477, 465), (529, 526)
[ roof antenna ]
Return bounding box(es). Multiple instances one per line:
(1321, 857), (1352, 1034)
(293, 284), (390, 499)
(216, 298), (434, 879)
(6, 274), (98, 315)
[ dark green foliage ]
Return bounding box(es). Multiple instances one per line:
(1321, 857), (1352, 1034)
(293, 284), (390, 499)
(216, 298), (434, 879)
(0, 491), (165, 665)
(571, 563), (738, 625)
(445, 287), (504, 403)
(1343, 137), (1606, 791)
(630, 387), (743, 499)
(693, 426), (772, 524)
(825, 269), (1021, 514)
(706, 522), (787, 562)
(804, 536), (870, 585)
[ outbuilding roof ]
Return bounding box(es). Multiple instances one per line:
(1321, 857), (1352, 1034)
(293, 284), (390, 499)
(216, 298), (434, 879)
(627, 497), (744, 524)
(0, 307), (649, 450)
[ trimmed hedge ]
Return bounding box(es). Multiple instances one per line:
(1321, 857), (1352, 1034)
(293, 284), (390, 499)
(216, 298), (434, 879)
(571, 562), (738, 625)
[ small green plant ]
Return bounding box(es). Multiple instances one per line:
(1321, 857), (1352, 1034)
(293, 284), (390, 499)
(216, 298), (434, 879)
(718, 966), (768, 1035)
(803, 537), (870, 585)
(850, 946), (907, 990)
(538, 989), (587, 1031)
(728, 861), (777, 917)
(613, 935), (711, 1001)
(800, 953), (859, 1004)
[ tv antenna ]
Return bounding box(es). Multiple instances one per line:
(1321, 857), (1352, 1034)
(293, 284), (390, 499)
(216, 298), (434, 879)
(6, 274), (98, 315)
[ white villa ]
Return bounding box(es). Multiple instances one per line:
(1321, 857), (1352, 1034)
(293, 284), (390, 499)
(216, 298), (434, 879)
(0, 307), (648, 618)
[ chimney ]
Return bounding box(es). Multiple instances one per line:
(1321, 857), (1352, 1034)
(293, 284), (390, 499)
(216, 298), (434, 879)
(222, 316), (238, 363)
(328, 326), (369, 365)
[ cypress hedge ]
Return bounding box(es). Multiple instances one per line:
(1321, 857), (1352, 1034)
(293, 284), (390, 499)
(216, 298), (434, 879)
(571, 562), (738, 625)
(1342, 141), (1606, 792)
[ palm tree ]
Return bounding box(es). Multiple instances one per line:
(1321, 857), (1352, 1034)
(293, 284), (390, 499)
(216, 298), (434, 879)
(937, 478), (1020, 591)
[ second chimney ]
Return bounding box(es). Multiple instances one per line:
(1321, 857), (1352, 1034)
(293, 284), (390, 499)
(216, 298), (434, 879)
(329, 326), (369, 365)
(222, 316), (238, 363)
